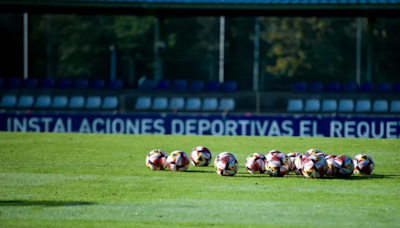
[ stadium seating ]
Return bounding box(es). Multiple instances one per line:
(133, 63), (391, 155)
(185, 98), (201, 111)
(223, 81), (238, 92)
(326, 82), (341, 92)
(68, 96), (85, 109)
(355, 100), (371, 112)
(190, 80), (205, 92)
(393, 83), (400, 93)
(23, 78), (39, 89)
(376, 82), (392, 93)
(202, 98), (218, 111)
(219, 98), (235, 111)
(135, 97), (151, 110)
(206, 81), (220, 92)
(390, 100), (400, 113)
(309, 82), (324, 92)
(321, 99), (337, 112)
(169, 97), (185, 110)
(360, 82), (374, 93)
(372, 100), (388, 112)
(102, 96), (118, 110)
(6, 77), (22, 88)
(287, 99), (303, 112)
(338, 99), (354, 112)
(51, 96), (68, 108)
(35, 95), (52, 108)
(90, 79), (105, 90)
(156, 80), (170, 90)
(173, 80), (188, 91)
(85, 96), (102, 109)
(0, 94), (17, 108)
(57, 78), (73, 89)
(304, 99), (320, 112)
(342, 82), (358, 92)
(107, 79), (123, 90)
(41, 78), (55, 89)
(292, 82), (307, 93)
(139, 79), (155, 90)
(152, 97), (168, 110)
(74, 79), (89, 90)
(17, 95), (34, 108)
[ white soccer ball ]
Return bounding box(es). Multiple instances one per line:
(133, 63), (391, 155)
(353, 153), (374, 175)
(245, 153), (267, 174)
(302, 155), (328, 178)
(266, 152), (289, 177)
(190, 146), (212, 166)
(215, 152), (239, 176)
(332, 155), (354, 177)
(325, 154), (337, 176)
(305, 148), (322, 156)
(293, 154), (308, 175)
(265, 150), (282, 162)
(287, 152), (301, 172)
(214, 152), (235, 169)
(146, 149), (167, 170)
(167, 151), (190, 171)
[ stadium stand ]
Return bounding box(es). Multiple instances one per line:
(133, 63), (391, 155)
(156, 80), (170, 90)
(0, 94), (17, 108)
(372, 100), (389, 113)
(169, 97), (185, 111)
(376, 82), (392, 93)
(85, 96), (102, 109)
(68, 96), (85, 109)
(326, 82), (341, 92)
(293, 82), (307, 93)
(135, 97), (152, 110)
(360, 82), (374, 93)
(90, 79), (106, 90)
(394, 83), (400, 93)
(190, 80), (205, 92)
(23, 78), (39, 89)
(173, 80), (188, 92)
(35, 95), (52, 109)
(74, 79), (89, 90)
(309, 82), (324, 92)
(342, 82), (358, 92)
(219, 98), (235, 111)
(6, 78), (22, 88)
(338, 99), (354, 112)
(152, 97), (168, 110)
(17, 95), (34, 108)
(51, 96), (68, 108)
(321, 99), (337, 112)
(57, 78), (73, 89)
(41, 79), (56, 89)
(223, 81), (238, 92)
(185, 98), (201, 111)
(107, 79), (123, 90)
(202, 98), (218, 111)
(102, 96), (118, 110)
(304, 99), (320, 112)
(206, 81), (220, 92)
(140, 79), (155, 90)
(390, 100), (400, 113)
(287, 99), (303, 112)
(355, 99), (371, 113)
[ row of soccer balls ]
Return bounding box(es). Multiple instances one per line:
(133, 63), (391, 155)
(145, 146), (374, 178)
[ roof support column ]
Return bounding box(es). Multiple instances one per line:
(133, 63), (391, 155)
(366, 17), (375, 83)
(154, 17), (165, 81)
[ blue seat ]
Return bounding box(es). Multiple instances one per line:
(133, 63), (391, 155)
(139, 79), (155, 90)
(107, 80), (123, 90)
(390, 100), (400, 113)
(185, 98), (201, 111)
(190, 80), (205, 92)
(135, 97), (151, 110)
(41, 79), (55, 89)
(372, 100), (388, 112)
(0, 77), (4, 88)
(173, 80), (188, 91)
(287, 99), (303, 112)
(68, 96), (85, 109)
(376, 82), (391, 93)
(17, 95), (34, 108)
(6, 77), (22, 88)
(206, 81), (221, 92)
(360, 82), (374, 93)
(338, 99), (354, 112)
(223, 81), (238, 92)
(152, 97), (168, 110)
(51, 96), (68, 108)
(169, 97), (185, 110)
(74, 79), (89, 89)
(304, 99), (320, 112)
(85, 96), (102, 109)
(342, 82), (358, 92)
(355, 100), (371, 112)
(202, 98), (218, 111)
(393, 83), (400, 94)
(90, 79), (105, 90)
(219, 98), (235, 111)
(23, 78), (39, 89)
(326, 82), (341, 92)
(0, 95), (17, 108)
(57, 78), (72, 89)
(293, 82), (307, 92)
(102, 96), (118, 110)
(156, 80), (170, 90)
(321, 99), (337, 112)
(309, 82), (324, 92)
(35, 95), (51, 108)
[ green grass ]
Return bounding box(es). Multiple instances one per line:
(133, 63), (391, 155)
(0, 132), (399, 227)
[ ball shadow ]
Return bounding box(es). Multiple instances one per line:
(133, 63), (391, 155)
(0, 200), (96, 207)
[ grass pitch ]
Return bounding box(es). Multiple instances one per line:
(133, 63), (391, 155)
(0, 132), (399, 227)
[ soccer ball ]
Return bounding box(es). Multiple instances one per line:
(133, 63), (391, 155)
(287, 152), (301, 172)
(214, 152), (235, 169)
(266, 152), (289, 177)
(353, 154), (374, 175)
(167, 151), (190, 171)
(305, 148), (322, 156)
(146, 149), (168, 170)
(190, 146), (212, 166)
(302, 155), (328, 178)
(215, 152), (239, 176)
(293, 154), (307, 175)
(265, 150), (282, 162)
(332, 155), (354, 177)
(245, 153), (267, 174)
(325, 154), (337, 176)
